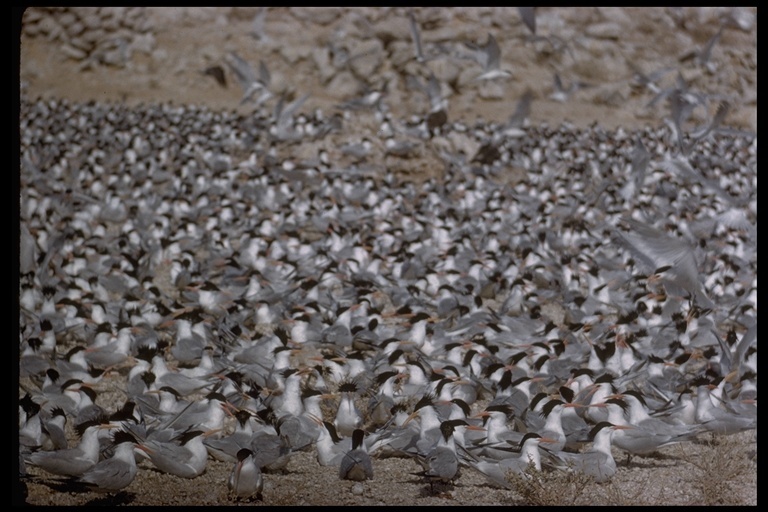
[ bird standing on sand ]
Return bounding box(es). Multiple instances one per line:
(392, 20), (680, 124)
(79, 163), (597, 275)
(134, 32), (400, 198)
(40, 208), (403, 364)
(411, 419), (481, 493)
(136, 428), (210, 479)
(228, 448), (264, 501)
(24, 420), (104, 477)
(547, 422), (631, 483)
(339, 428), (374, 481)
(75, 430), (140, 493)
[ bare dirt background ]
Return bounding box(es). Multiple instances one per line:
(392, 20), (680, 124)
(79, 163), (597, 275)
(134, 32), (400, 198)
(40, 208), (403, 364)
(19, 7), (756, 132)
(17, 7), (757, 507)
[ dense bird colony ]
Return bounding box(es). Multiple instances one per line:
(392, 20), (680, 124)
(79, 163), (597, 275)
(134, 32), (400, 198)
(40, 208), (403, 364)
(18, 8), (756, 504)
(18, 89), (756, 502)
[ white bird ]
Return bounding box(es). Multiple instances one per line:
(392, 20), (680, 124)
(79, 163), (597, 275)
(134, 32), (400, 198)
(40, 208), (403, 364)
(334, 380), (364, 438)
(75, 430), (139, 493)
(315, 420), (351, 467)
(203, 409), (257, 463)
(24, 420), (104, 477)
(366, 370), (404, 429)
(466, 33), (512, 81)
(619, 138), (651, 202)
(504, 88), (534, 135)
(169, 315), (209, 365)
(270, 91), (311, 142)
(628, 62), (675, 95)
(600, 397), (701, 459)
(228, 448), (263, 501)
(499, 432), (556, 474)
(265, 368), (323, 450)
(83, 321), (134, 369)
(578, 373), (617, 424)
(410, 419), (483, 494)
(147, 351), (215, 397)
(160, 391), (230, 435)
(547, 422), (631, 483)
(686, 26), (724, 74)
(549, 72), (590, 103)
(38, 406), (69, 451)
(472, 432), (559, 489)
(612, 217), (714, 310)
(467, 404), (524, 459)
(411, 419), (462, 492)
(136, 428), (211, 479)
(381, 393), (444, 457)
(135, 385), (189, 421)
(618, 389), (702, 437)
(225, 51), (272, 106)
(526, 398), (584, 453)
(249, 7), (269, 42)
(693, 378), (756, 435)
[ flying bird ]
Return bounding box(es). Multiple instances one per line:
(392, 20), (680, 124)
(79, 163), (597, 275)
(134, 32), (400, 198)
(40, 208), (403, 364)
(466, 33), (513, 81)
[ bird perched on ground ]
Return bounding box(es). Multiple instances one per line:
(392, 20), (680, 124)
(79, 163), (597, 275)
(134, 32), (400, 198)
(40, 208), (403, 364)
(411, 419), (480, 494)
(315, 420), (352, 467)
(472, 432), (558, 489)
(600, 397), (702, 461)
(334, 380), (365, 438)
(525, 398), (583, 453)
(75, 430), (140, 493)
(228, 448), (263, 501)
(467, 404), (524, 459)
(339, 428), (374, 481)
(37, 406), (70, 451)
(547, 422), (631, 483)
(24, 420), (104, 477)
(693, 377), (756, 435)
(135, 427), (210, 479)
(159, 391), (230, 435)
(203, 408), (256, 463)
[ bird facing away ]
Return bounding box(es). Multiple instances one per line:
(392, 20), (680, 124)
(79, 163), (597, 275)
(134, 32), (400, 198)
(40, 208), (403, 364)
(339, 428), (374, 481)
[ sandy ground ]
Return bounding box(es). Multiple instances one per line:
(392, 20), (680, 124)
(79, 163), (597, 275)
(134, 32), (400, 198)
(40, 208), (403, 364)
(18, 7), (757, 132)
(16, 7), (757, 506)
